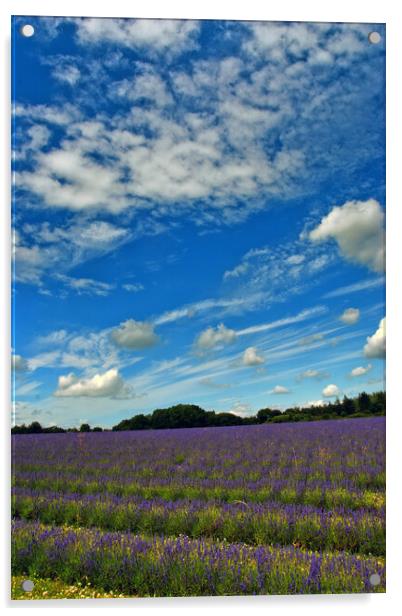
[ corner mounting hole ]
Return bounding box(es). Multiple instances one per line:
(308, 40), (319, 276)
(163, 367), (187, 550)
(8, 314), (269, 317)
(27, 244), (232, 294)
(369, 573), (381, 586)
(22, 579), (34, 592)
(21, 24), (35, 38)
(368, 32), (381, 45)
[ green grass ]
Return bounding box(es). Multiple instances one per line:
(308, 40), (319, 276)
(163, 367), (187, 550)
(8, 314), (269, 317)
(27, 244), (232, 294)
(11, 575), (131, 600)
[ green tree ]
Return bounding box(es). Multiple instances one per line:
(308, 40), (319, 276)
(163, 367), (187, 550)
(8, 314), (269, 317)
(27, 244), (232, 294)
(357, 391), (371, 413)
(28, 421), (42, 433)
(257, 408), (281, 423)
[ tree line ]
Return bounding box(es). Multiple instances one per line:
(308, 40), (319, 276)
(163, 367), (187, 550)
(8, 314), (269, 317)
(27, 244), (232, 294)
(11, 391), (385, 434)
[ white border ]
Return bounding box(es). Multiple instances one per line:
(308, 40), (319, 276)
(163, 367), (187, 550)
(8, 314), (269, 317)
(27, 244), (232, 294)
(1, 1), (401, 613)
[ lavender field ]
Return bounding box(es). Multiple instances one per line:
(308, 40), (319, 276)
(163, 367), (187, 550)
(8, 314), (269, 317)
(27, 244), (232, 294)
(11, 417), (386, 597)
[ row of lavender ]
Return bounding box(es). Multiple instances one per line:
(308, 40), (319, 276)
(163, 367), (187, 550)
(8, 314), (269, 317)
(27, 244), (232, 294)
(12, 418), (386, 595)
(12, 521), (385, 595)
(12, 488), (385, 555)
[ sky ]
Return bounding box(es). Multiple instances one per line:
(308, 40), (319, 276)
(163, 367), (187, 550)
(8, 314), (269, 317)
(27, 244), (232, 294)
(11, 16), (386, 428)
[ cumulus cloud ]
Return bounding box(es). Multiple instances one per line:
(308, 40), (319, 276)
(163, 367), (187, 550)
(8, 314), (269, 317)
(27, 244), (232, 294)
(12, 354), (28, 371)
(306, 399), (327, 408)
(309, 199), (385, 272)
(54, 368), (131, 398)
(364, 317), (386, 359)
(228, 402), (253, 417)
(53, 64), (81, 86)
(350, 364), (372, 377)
(270, 385), (290, 394)
(340, 308), (360, 325)
(14, 20), (384, 237)
(242, 346), (265, 366)
(322, 384), (341, 397)
(195, 323), (237, 350)
(111, 320), (159, 350)
(74, 18), (200, 56)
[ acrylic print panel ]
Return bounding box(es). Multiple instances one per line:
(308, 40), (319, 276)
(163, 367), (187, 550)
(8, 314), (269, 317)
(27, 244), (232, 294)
(11, 16), (386, 599)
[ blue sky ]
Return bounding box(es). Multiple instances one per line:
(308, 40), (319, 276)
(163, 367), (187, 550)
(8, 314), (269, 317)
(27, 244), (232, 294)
(11, 16), (385, 428)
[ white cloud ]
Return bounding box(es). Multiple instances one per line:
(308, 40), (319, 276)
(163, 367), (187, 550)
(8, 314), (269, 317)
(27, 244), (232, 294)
(56, 274), (114, 297)
(237, 307), (327, 336)
(12, 400), (53, 426)
(364, 317), (386, 359)
(53, 64), (81, 86)
(223, 262), (249, 280)
(75, 18), (200, 56)
(28, 351), (61, 371)
(14, 220), (129, 288)
(195, 323), (237, 350)
(242, 346), (265, 366)
(228, 401), (253, 417)
(270, 385), (290, 394)
(324, 277), (384, 299)
(37, 330), (68, 346)
(15, 381), (42, 396)
(60, 353), (97, 370)
(350, 364), (372, 377)
(199, 377), (231, 389)
(111, 319), (159, 350)
(14, 21), (383, 237)
(154, 295), (263, 326)
(302, 369), (319, 378)
(306, 399), (327, 408)
(309, 199), (385, 272)
(26, 125), (50, 150)
(14, 102), (81, 126)
(340, 308), (360, 325)
(154, 307), (195, 326)
(54, 368), (130, 398)
(12, 354), (28, 371)
(298, 369), (328, 381)
(322, 383), (341, 397)
(115, 70), (173, 108)
(297, 333), (325, 346)
(286, 254), (305, 265)
(122, 283), (144, 293)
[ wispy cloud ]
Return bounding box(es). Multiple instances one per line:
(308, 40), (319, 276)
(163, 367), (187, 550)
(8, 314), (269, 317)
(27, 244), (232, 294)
(323, 277), (384, 299)
(55, 274), (114, 297)
(237, 306), (327, 336)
